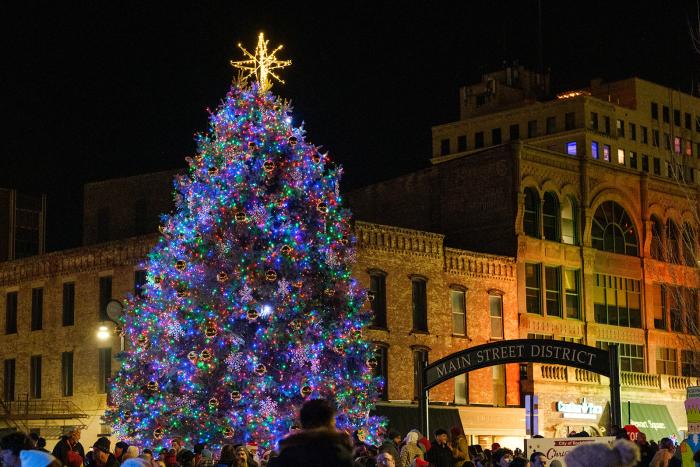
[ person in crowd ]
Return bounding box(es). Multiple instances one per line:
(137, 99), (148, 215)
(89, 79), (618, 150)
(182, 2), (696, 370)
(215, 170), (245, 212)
(93, 437), (120, 467)
(123, 446), (140, 462)
(379, 430), (401, 464)
(493, 448), (514, 467)
(426, 428), (454, 467)
(233, 446), (249, 467)
(668, 444), (682, 467)
(141, 449), (154, 462)
(20, 449), (62, 467)
(1, 432), (34, 467)
(115, 441), (130, 464)
(36, 438), (49, 453)
(399, 431), (423, 467)
(164, 449), (179, 467)
(194, 443), (214, 467)
(411, 458), (429, 467)
(650, 438), (675, 467)
(566, 439), (639, 467)
(243, 442), (259, 467)
(52, 427), (85, 467)
(417, 436), (431, 456)
(179, 450), (196, 467)
(636, 432), (654, 467)
(267, 398), (354, 467)
(217, 444), (237, 467)
(530, 451), (547, 467)
(550, 461), (563, 467)
(121, 459), (151, 467)
(451, 426), (469, 467)
(377, 451), (396, 467)
(509, 457), (527, 467)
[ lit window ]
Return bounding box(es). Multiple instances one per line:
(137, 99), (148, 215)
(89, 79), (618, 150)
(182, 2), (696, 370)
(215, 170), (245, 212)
(566, 142), (577, 156)
(656, 348), (677, 375)
(489, 294), (504, 338)
(617, 148), (625, 164)
(591, 141), (599, 159)
(451, 289), (466, 336)
(674, 137), (681, 154)
(603, 145), (611, 162)
(561, 197), (578, 245)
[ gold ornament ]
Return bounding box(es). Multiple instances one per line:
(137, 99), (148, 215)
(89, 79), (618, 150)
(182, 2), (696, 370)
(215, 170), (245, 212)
(265, 270), (277, 281)
(153, 427), (164, 440)
(317, 202), (328, 214)
(312, 153), (321, 163)
(339, 237), (349, 245)
(300, 385), (313, 398)
(254, 363), (267, 376)
(263, 160), (275, 172)
(137, 335), (148, 346)
(223, 427), (234, 438)
(231, 33), (291, 93)
(234, 211), (248, 222)
(154, 276), (163, 285)
(248, 141), (257, 150)
(289, 319), (302, 331)
(217, 271), (229, 283)
(280, 244), (292, 255)
(231, 390), (242, 402)
(288, 136), (298, 147)
(187, 351), (197, 363)
(200, 349), (212, 361)
(208, 397), (219, 409)
(114, 325), (124, 336)
(293, 280), (303, 289)
(367, 357), (379, 369)
(247, 310), (259, 322)
(205, 325), (217, 338)
(124, 411), (132, 422)
(208, 166), (219, 176)
(367, 291), (376, 302)
(158, 225), (166, 234)
(147, 381), (158, 392)
(324, 288), (335, 296)
(176, 286), (188, 298)
(175, 260), (187, 271)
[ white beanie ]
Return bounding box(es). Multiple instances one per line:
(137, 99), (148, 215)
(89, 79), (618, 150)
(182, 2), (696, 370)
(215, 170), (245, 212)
(20, 450), (56, 467)
(404, 431), (419, 444)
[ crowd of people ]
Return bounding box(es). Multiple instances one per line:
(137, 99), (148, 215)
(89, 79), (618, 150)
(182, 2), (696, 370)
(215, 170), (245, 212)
(0, 399), (692, 467)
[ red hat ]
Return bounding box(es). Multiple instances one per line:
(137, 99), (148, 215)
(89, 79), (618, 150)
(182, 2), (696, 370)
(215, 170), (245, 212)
(418, 437), (431, 452)
(414, 459), (430, 467)
(245, 442), (258, 447)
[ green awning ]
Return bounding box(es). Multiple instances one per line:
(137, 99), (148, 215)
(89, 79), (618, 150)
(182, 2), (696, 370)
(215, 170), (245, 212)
(622, 403), (679, 441)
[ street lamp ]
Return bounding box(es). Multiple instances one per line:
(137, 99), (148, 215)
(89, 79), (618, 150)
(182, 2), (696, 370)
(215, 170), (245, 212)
(96, 299), (125, 351)
(97, 325), (111, 341)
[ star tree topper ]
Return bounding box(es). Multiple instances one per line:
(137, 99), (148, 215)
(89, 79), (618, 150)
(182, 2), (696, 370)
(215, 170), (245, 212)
(231, 32), (291, 93)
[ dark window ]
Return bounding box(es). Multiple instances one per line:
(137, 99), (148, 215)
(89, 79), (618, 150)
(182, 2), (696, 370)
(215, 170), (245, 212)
(546, 116), (556, 134)
(653, 284), (666, 330)
(99, 276), (112, 321)
(564, 269), (581, 319)
(617, 119), (625, 137)
(474, 132), (484, 149)
(597, 341), (645, 372)
(451, 289), (466, 335)
(651, 102), (658, 120)
(527, 120), (538, 138)
(590, 112), (599, 130)
(683, 224), (696, 267)
(98, 348), (111, 394)
(642, 155), (649, 172)
(652, 130), (659, 147)
(30, 355), (41, 399)
(591, 201), (638, 256)
(593, 274), (642, 327)
(373, 345), (388, 401)
(565, 112), (575, 130)
(440, 139), (450, 156)
(667, 221), (681, 264)
(686, 113), (692, 129)
(630, 123), (636, 141)
(97, 207), (110, 243)
(31, 288), (42, 331)
(509, 124), (520, 141)
(653, 157), (661, 175)
(413, 348), (428, 399)
(61, 351), (73, 397)
(663, 106), (670, 123)
(641, 126), (648, 144)
(526, 263), (542, 315)
(650, 216), (663, 260)
(674, 109), (681, 127)
(492, 128), (502, 145)
(3, 359), (15, 401)
(656, 348), (677, 375)
(545, 266), (562, 318)
(669, 287), (683, 332)
(457, 135), (467, 152)
(134, 270), (147, 298)
(542, 192), (559, 241)
(523, 188), (540, 237)
(629, 151), (638, 169)
(5, 292), (17, 334)
(489, 294), (504, 339)
(411, 278), (427, 332)
(682, 350), (700, 377)
(591, 141), (599, 159)
(369, 271), (387, 328)
(63, 283), (75, 326)
(604, 116), (611, 135)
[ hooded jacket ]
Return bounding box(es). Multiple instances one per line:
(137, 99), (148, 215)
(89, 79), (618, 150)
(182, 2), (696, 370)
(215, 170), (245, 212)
(267, 428), (354, 467)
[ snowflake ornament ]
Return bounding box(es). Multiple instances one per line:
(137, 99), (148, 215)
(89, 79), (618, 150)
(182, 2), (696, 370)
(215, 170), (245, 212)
(165, 321), (185, 338)
(239, 284), (254, 303)
(225, 352), (245, 372)
(259, 397), (278, 418)
(276, 278), (290, 298)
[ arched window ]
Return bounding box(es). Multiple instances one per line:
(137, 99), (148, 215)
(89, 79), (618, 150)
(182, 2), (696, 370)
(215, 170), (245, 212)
(542, 192), (560, 241)
(683, 223), (696, 267)
(591, 201), (638, 256)
(667, 221), (681, 264)
(523, 188), (540, 237)
(650, 216), (663, 260)
(561, 196), (578, 245)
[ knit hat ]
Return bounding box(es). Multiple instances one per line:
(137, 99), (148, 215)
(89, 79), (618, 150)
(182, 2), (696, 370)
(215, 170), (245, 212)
(93, 437), (111, 453)
(20, 450), (57, 467)
(404, 432), (419, 444)
(566, 440), (640, 467)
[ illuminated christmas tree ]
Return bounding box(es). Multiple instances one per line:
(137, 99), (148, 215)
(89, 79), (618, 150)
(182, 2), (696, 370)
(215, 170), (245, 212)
(105, 33), (383, 448)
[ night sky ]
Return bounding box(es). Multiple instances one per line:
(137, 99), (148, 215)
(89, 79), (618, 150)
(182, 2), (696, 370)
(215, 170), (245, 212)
(2, 1), (699, 251)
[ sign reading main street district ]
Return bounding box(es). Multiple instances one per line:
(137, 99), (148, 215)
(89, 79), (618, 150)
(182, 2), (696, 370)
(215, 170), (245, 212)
(425, 339), (610, 389)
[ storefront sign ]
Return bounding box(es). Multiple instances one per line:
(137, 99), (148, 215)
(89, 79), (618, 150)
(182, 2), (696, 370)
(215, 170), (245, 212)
(556, 398), (603, 419)
(525, 437), (616, 467)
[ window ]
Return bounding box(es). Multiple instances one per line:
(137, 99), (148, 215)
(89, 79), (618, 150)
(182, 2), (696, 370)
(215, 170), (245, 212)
(617, 119), (625, 137)
(629, 151), (638, 169)
(545, 267), (562, 318)
(61, 352), (73, 397)
(31, 287), (43, 331)
(651, 102), (658, 120)
(653, 157), (661, 175)
(597, 341), (645, 372)
(686, 140), (693, 157)
(542, 192), (559, 241)
(683, 224), (696, 267)
(674, 137), (682, 154)
(411, 278), (428, 332)
(650, 216), (663, 260)
(604, 116), (611, 135)
(593, 274), (642, 327)
(98, 348), (112, 394)
(528, 333), (553, 340)
(652, 129), (660, 147)
(30, 355), (41, 399)
(97, 207), (110, 243)
(663, 106), (670, 123)
(492, 128), (502, 145)
(474, 132), (484, 149)
(63, 283), (75, 326)
(440, 139), (450, 156)
(590, 112), (599, 130)
(686, 113), (692, 129)
(369, 271), (387, 328)
(561, 197), (578, 245)
(603, 144), (611, 162)
(656, 348), (677, 375)
(546, 116), (556, 134)
(667, 221), (681, 264)
(525, 263), (542, 315)
(560, 336), (583, 344)
(413, 348), (428, 399)
(454, 374), (468, 405)
(528, 120), (538, 138)
(457, 135), (467, 152)
(492, 365), (506, 407)
(674, 109), (681, 126)
(566, 142), (577, 156)
(682, 350), (700, 377)
(617, 148), (625, 165)
(564, 269), (581, 319)
(523, 188), (540, 237)
(99, 276), (112, 321)
(653, 284), (666, 330)
(669, 287), (682, 332)
(489, 294), (504, 339)
(509, 124), (520, 141)
(134, 270), (147, 298)
(5, 292), (17, 334)
(373, 345), (388, 401)
(642, 155), (649, 172)
(591, 141), (599, 159)
(630, 123), (636, 141)
(591, 201), (638, 256)
(451, 288), (466, 335)
(664, 133), (671, 150)
(3, 359), (15, 401)
(565, 112), (575, 130)
(641, 126), (648, 144)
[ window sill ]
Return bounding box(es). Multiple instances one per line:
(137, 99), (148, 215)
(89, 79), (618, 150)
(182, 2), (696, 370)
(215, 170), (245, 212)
(366, 325), (389, 332)
(409, 329), (429, 335)
(452, 334), (471, 340)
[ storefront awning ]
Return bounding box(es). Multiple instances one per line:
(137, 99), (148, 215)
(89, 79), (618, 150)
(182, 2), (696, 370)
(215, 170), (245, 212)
(621, 403), (679, 442)
(370, 403), (461, 436)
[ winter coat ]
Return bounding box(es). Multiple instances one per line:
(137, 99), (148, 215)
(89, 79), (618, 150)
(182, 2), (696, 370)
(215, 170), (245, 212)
(453, 435), (469, 467)
(426, 440), (453, 467)
(267, 428), (354, 467)
(52, 437), (85, 467)
(399, 443), (424, 467)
